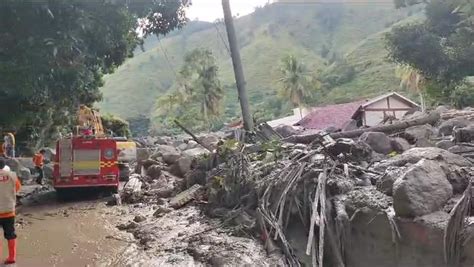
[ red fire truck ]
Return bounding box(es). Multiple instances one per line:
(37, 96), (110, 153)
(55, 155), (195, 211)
(53, 106), (136, 197)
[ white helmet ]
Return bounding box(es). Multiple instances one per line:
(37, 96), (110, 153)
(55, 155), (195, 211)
(2, 165), (11, 172)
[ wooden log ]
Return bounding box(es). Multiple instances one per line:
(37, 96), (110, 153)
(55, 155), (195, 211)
(285, 112), (441, 144)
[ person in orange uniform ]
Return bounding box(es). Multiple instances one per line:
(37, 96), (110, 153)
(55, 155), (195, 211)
(0, 158), (21, 265)
(33, 149), (46, 185)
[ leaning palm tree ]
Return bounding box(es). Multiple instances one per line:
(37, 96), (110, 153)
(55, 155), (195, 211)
(396, 65), (426, 112)
(278, 55), (312, 118)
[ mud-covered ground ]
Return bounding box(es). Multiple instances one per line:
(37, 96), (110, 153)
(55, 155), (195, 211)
(4, 185), (280, 267)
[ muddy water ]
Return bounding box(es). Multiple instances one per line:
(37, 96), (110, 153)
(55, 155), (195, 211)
(3, 186), (133, 267)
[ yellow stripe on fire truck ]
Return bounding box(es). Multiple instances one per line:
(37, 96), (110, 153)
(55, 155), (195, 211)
(100, 161), (118, 168)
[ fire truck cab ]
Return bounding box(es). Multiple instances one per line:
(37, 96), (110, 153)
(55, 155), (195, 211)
(53, 106), (136, 196)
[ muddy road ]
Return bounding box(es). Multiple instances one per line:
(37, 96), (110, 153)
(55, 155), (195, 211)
(6, 185), (280, 267)
(9, 185), (132, 267)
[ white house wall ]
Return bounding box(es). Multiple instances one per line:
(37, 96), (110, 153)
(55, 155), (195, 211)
(389, 96), (411, 108)
(364, 111), (386, 126)
(361, 95), (415, 126)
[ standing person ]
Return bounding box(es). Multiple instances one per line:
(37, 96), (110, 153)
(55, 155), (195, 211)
(3, 133), (15, 158)
(33, 149), (45, 185)
(0, 158), (21, 265)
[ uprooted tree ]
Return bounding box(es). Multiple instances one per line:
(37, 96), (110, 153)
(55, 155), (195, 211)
(0, 0), (189, 147)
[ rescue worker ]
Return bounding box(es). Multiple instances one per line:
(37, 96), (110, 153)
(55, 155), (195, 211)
(33, 149), (45, 185)
(3, 133), (15, 158)
(0, 158), (20, 265)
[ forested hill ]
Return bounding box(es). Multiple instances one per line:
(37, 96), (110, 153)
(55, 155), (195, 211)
(98, 1), (423, 131)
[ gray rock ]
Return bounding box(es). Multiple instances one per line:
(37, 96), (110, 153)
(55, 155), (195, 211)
(162, 152), (181, 165)
(136, 148), (150, 162)
(438, 118), (469, 136)
(133, 215), (147, 223)
(274, 125), (299, 138)
(376, 147), (471, 169)
(342, 119), (358, 132)
(435, 105), (450, 114)
(359, 132), (392, 154)
(376, 167), (405, 196)
(404, 124), (436, 145)
(448, 145), (473, 154)
(170, 157), (193, 177)
(156, 136), (171, 145)
(453, 125), (474, 143)
(19, 167), (32, 182)
(16, 157), (35, 170)
(390, 137), (410, 153)
(177, 143), (188, 151)
(186, 140), (199, 150)
(198, 135), (220, 149)
(146, 164), (162, 179)
(436, 140), (455, 150)
(393, 159), (453, 218)
(183, 147), (210, 158)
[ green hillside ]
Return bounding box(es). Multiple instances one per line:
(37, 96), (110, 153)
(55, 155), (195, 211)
(98, 2), (423, 131)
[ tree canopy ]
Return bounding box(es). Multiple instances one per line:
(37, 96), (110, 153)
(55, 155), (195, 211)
(386, 0), (474, 106)
(0, 0), (188, 147)
(155, 48), (224, 133)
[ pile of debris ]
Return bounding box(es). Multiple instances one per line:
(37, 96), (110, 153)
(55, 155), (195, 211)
(115, 108), (474, 267)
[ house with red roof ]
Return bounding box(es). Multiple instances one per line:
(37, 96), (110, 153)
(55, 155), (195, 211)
(295, 92), (419, 130)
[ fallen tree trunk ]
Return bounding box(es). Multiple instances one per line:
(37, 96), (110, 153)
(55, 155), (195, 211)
(285, 112), (441, 144)
(174, 120), (214, 152)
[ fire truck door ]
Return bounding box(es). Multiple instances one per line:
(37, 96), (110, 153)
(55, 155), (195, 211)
(59, 139), (73, 177)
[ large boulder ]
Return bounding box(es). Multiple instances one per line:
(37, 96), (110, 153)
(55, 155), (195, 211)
(146, 164), (162, 179)
(18, 167), (32, 182)
(436, 140), (455, 150)
(136, 148), (150, 162)
(152, 145), (181, 165)
(453, 125), (474, 143)
(170, 157), (193, 178)
(376, 147), (470, 195)
(376, 147), (471, 169)
(403, 124), (436, 146)
(359, 132), (392, 154)
(393, 159), (453, 217)
(16, 157), (35, 170)
(438, 118), (469, 136)
(183, 147), (210, 158)
(198, 135), (220, 149)
(376, 167), (406, 196)
(390, 137), (411, 153)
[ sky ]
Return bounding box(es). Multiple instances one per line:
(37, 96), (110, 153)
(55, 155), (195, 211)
(186, 0), (272, 22)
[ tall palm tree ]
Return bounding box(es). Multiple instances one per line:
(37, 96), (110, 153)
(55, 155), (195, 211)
(278, 55), (311, 118)
(180, 49), (224, 126)
(396, 65), (426, 112)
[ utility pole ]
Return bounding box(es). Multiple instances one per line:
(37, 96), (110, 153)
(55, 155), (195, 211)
(222, 0), (254, 131)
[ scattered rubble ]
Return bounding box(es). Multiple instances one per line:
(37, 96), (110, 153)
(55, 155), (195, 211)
(110, 107), (474, 267)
